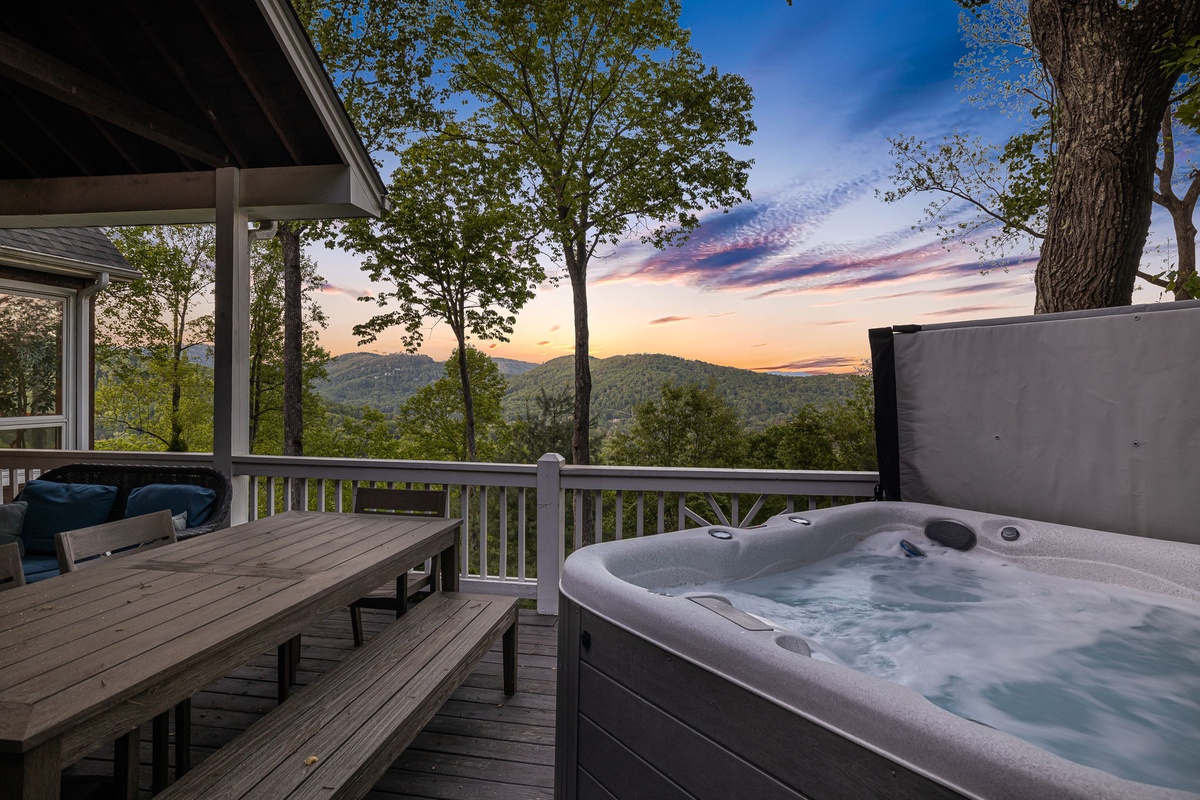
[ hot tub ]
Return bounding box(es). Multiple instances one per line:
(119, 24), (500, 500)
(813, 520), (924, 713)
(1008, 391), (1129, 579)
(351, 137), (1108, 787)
(555, 501), (1200, 800)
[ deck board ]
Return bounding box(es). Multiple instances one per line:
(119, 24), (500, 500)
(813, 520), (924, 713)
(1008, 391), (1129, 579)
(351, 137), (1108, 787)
(62, 606), (557, 799)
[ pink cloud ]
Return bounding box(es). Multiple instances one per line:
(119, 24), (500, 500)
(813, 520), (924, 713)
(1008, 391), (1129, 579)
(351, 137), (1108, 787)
(650, 315), (692, 325)
(319, 282), (372, 298)
(755, 355), (860, 374)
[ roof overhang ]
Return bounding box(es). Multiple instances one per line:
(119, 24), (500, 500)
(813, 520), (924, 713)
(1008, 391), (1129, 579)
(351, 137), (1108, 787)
(0, 0), (386, 228)
(0, 165), (383, 228)
(0, 244), (141, 282)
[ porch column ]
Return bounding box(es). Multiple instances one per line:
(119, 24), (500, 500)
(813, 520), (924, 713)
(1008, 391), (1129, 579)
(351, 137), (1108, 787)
(213, 167), (250, 524)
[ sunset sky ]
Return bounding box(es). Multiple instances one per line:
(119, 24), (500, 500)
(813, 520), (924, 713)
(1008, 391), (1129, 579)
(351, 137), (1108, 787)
(307, 0), (1183, 374)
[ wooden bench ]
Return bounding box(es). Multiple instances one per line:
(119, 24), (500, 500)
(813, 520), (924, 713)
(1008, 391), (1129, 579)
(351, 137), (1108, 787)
(159, 592), (519, 799)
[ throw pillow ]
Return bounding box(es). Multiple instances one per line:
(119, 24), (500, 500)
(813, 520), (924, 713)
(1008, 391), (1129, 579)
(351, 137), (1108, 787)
(19, 481), (118, 556)
(125, 484), (217, 527)
(0, 501), (27, 557)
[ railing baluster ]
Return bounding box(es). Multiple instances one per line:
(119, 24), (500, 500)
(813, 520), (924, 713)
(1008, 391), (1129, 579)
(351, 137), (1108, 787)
(573, 490), (583, 552)
(266, 478), (276, 517)
(637, 493), (645, 537)
(336, 480), (344, 513)
(499, 486), (508, 581)
(657, 493), (665, 535)
(461, 485), (470, 578)
(316, 480), (326, 512)
(809, 496), (818, 511)
(615, 490), (623, 540)
(472, 484), (482, 578)
(594, 490), (603, 544)
(517, 488), (527, 582)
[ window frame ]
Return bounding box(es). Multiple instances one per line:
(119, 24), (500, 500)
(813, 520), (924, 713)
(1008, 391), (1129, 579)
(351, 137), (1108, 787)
(0, 278), (76, 448)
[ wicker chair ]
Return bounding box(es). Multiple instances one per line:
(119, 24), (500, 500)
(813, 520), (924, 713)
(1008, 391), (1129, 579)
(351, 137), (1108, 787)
(32, 463), (232, 538)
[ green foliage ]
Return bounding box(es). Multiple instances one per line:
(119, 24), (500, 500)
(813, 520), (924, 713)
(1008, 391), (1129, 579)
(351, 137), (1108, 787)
(95, 227), (331, 455)
(314, 353), (444, 414)
(502, 354), (861, 432)
(502, 388), (576, 465)
(244, 238), (332, 454)
(1161, 34), (1200, 133)
(395, 347), (508, 461)
(603, 382), (746, 469)
(0, 294), (62, 418)
(343, 128), (543, 460)
(97, 226), (216, 451)
(748, 370), (877, 472)
(345, 130), (543, 355)
(440, 0), (756, 465)
(294, 0), (447, 157)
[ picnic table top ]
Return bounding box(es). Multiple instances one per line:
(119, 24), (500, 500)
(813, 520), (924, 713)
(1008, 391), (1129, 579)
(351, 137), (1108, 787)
(0, 511), (460, 763)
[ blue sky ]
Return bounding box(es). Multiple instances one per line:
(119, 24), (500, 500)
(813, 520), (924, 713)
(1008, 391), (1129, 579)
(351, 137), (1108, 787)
(310, 0), (1182, 373)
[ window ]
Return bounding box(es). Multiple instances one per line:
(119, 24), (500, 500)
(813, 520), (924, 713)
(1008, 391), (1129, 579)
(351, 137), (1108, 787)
(0, 285), (72, 449)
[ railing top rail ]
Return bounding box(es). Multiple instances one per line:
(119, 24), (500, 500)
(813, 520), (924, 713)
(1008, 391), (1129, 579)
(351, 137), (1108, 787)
(231, 454), (539, 487)
(0, 450), (215, 468)
(559, 463), (879, 494)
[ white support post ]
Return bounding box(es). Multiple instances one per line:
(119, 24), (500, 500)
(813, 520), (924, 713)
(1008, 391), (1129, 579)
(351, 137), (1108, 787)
(213, 167), (251, 525)
(536, 452), (565, 616)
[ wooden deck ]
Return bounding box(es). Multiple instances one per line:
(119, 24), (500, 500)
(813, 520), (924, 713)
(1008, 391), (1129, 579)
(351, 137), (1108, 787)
(62, 606), (558, 800)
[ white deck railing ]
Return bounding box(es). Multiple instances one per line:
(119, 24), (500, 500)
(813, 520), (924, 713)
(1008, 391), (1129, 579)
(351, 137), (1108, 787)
(1, 450), (879, 613)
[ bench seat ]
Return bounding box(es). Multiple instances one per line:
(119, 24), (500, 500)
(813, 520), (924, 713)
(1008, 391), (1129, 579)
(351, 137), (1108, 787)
(159, 591), (518, 800)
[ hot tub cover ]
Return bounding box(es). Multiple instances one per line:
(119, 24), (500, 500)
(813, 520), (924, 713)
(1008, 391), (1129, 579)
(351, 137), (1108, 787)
(870, 300), (1200, 545)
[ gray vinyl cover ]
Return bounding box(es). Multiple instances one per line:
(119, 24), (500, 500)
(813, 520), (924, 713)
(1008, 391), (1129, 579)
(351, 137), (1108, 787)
(892, 301), (1200, 545)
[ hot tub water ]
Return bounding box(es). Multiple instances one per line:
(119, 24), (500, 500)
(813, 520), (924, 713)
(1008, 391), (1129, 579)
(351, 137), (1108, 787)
(660, 531), (1200, 794)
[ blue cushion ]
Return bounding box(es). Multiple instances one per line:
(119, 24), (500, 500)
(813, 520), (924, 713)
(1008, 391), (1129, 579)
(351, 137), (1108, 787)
(22, 554), (60, 583)
(126, 484), (217, 527)
(19, 481), (118, 556)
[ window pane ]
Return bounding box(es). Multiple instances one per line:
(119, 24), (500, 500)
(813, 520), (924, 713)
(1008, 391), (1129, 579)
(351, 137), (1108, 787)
(0, 425), (63, 449)
(0, 292), (64, 417)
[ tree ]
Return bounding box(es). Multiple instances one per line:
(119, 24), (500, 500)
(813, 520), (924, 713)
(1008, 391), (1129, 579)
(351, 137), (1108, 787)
(345, 130), (542, 461)
(98, 226), (215, 452)
(0, 294), (62, 423)
(246, 238), (332, 454)
(442, 0), (756, 472)
(1027, 0), (1200, 311)
(603, 382), (745, 469)
(884, 1), (1200, 306)
(273, 1), (447, 477)
(396, 347), (508, 461)
(502, 387), (575, 464)
(746, 369), (876, 472)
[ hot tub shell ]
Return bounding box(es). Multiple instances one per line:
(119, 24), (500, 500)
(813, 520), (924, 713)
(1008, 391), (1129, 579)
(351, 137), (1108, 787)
(555, 502), (1200, 800)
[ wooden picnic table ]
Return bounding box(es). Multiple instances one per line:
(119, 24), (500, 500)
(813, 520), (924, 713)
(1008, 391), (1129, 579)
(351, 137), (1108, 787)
(0, 510), (461, 800)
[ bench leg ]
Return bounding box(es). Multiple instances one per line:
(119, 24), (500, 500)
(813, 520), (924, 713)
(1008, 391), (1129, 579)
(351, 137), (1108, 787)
(503, 620), (518, 696)
(152, 711), (169, 792)
(113, 729), (139, 800)
(350, 605), (365, 647)
(277, 643), (291, 703)
(395, 572), (408, 618)
(175, 698), (192, 778)
(289, 634), (301, 683)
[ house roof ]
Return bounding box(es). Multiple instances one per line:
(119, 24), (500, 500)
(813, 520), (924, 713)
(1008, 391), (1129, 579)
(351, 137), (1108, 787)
(0, 228), (137, 281)
(0, 0), (386, 227)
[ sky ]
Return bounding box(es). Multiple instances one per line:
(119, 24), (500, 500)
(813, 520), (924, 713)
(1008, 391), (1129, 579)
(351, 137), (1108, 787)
(306, 0), (1182, 374)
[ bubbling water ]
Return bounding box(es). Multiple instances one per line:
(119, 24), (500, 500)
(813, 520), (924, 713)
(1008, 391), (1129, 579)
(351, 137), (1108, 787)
(678, 531), (1200, 793)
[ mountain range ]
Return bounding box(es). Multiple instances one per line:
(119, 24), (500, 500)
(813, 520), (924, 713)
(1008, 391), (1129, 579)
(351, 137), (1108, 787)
(315, 352), (860, 430)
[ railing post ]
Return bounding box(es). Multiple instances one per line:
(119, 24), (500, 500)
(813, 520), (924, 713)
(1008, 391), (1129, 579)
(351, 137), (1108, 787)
(536, 453), (565, 616)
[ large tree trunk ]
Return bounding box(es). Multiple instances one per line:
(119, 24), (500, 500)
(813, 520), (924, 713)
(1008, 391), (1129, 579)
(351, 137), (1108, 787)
(1029, 0), (1200, 313)
(278, 221), (305, 509)
(455, 333), (478, 462)
(565, 235), (594, 545)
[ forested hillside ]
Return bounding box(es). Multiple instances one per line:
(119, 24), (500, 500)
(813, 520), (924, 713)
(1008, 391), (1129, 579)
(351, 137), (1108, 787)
(314, 352), (540, 414)
(503, 354), (859, 431)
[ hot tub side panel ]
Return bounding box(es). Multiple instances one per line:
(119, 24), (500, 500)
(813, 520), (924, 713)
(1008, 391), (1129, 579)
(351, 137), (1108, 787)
(556, 597), (967, 800)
